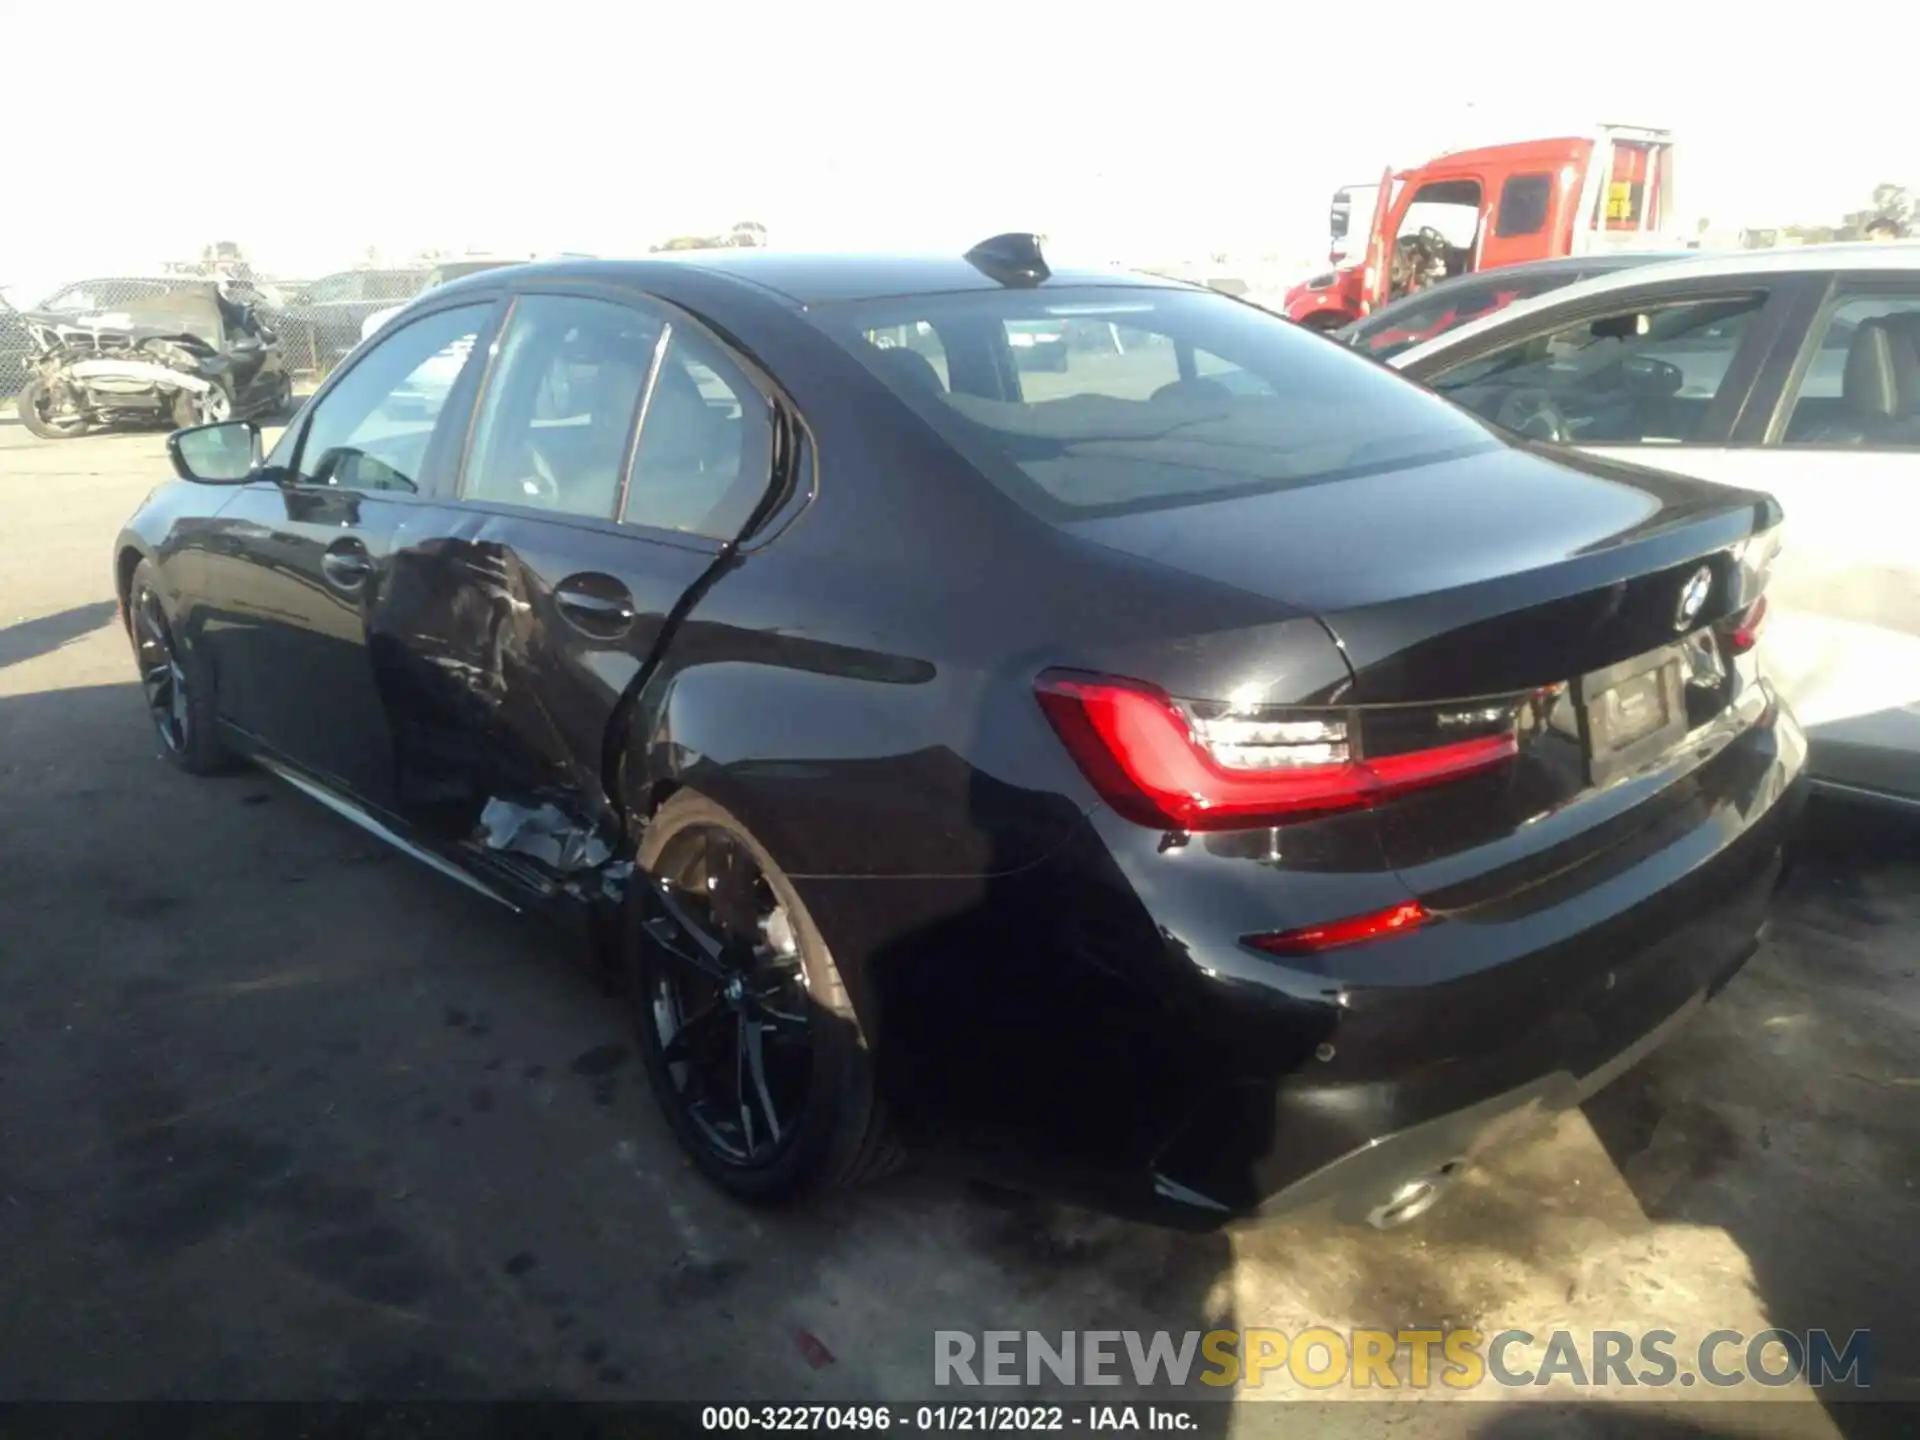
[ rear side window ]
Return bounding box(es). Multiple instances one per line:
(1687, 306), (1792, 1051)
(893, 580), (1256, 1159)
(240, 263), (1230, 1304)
(1496, 174), (1553, 238)
(821, 287), (1497, 520)
(625, 325), (776, 539)
(464, 295), (660, 520)
(1779, 291), (1920, 445)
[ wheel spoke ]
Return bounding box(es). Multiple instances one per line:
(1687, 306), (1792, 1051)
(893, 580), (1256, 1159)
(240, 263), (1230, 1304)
(643, 889), (730, 981)
(169, 663), (190, 731)
(661, 996), (729, 1064)
(645, 823), (813, 1171)
(741, 1016), (782, 1147)
(734, 1016), (757, 1154)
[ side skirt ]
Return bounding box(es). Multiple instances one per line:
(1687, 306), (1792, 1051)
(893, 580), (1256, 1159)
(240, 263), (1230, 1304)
(252, 754), (523, 914)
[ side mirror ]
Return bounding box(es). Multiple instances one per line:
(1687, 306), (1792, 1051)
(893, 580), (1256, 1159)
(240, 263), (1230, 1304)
(168, 420), (260, 484)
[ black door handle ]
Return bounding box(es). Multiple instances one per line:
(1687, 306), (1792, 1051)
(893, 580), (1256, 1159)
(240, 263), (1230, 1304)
(555, 587), (635, 623)
(321, 548), (373, 586)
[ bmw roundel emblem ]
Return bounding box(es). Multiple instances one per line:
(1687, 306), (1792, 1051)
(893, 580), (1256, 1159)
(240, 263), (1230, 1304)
(1675, 566), (1713, 630)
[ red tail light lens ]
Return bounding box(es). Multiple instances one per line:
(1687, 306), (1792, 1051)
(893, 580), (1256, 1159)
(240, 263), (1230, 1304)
(1035, 671), (1518, 831)
(1244, 900), (1432, 957)
(1724, 594), (1768, 654)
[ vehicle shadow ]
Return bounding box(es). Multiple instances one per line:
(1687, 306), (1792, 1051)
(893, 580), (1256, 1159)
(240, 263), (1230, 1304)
(1580, 796), (1920, 1435)
(0, 601), (120, 670)
(0, 677), (1239, 1412)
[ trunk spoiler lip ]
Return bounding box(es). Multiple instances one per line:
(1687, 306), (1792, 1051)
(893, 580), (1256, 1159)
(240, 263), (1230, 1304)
(1514, 437), (1784, 542)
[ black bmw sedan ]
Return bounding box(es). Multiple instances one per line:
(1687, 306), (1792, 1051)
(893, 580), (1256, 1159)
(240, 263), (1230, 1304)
(115, 236), (1806, 1230)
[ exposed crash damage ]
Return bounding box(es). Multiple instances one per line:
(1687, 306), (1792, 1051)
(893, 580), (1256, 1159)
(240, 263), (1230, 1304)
(17, 282), (291, 439)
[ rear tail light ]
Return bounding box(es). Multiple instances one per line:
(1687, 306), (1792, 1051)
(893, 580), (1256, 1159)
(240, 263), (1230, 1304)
(1723, 594), (1767, 654)
(1035, 671), (1519, 832)
(1244, 900), (1431, 957)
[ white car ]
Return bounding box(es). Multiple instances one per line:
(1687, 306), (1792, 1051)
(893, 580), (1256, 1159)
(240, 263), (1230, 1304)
(1393, 242), (1920, 812)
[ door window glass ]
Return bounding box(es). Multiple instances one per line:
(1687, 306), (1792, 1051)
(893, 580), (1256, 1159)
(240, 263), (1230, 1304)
(1780, 292), (1920, 447)
(1425, 293), (1766, 445)
(464, 295), (661, 521)
(1495, 174), (1552, 238)
(43, 279), (169, 312)
(624, 323), (775, 538)
(1391, 179), (1482, 301)
(289, 303), (488, 492)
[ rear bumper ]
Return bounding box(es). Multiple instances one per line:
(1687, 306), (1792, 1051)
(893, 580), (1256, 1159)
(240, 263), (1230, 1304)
(1142, 708), (1807, 1225)
(804, 695), (1807, 1231)
(1252, 915), (1770, 1227)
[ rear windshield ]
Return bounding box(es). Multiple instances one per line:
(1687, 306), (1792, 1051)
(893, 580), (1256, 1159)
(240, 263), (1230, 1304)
(818, 286), (1500, 520)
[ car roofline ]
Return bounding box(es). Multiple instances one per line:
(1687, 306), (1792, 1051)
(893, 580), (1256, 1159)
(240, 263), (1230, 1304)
(1389, 241), (1920, 366)
(453, 253), (1206, 310)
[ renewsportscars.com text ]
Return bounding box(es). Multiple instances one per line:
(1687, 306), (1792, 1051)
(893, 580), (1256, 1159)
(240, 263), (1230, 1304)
(934, 1328), (1873, 1391)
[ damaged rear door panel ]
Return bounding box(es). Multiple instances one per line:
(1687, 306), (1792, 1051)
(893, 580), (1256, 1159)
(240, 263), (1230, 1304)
(368, 286), (795, 904)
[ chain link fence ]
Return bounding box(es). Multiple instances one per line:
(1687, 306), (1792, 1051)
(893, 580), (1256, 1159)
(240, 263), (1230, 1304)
(1, 261), (451, 421)
(1, 250), (1299, 430)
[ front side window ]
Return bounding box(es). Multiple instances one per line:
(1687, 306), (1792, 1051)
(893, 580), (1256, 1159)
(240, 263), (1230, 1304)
(464, 295), (660, 521)
(44, 279), (168, 312)
(1424, 293), (1767, 445)
(821, 285), (1500, 520)
(286, 303), (489, 492)
(1779, 291), (1920, 447)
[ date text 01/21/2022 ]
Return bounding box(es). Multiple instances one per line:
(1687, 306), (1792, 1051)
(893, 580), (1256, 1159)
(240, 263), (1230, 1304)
(699, 1404), (1198, 1432)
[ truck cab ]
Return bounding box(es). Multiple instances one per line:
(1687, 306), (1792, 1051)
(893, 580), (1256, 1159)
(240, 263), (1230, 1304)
(1287, 126), (1679, 332)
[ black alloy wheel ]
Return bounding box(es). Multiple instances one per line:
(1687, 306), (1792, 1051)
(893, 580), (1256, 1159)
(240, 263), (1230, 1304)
(133, 582), (191, 756)
(643, 824), (815, 1167)
(629, 792), (899, 1201)
(126, 561), (230, 775)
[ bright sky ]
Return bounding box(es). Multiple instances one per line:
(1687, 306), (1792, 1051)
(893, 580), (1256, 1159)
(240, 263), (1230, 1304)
(5, 0), (1913, 301)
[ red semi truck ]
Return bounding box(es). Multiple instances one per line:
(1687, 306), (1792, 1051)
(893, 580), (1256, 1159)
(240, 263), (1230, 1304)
(1288, 125), (1681, 331)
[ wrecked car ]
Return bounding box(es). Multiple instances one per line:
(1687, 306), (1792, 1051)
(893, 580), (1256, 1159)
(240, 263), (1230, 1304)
(17, 279), (290, 439)
(114, 238), (1806, 1229)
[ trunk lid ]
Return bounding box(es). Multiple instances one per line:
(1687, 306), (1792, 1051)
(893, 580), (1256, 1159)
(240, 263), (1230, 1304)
(1062, 441), (1781, 898)
(1064, 441), (1778, 704)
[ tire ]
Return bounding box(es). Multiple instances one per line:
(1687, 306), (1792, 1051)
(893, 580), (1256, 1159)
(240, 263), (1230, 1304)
(171, 379), (233, 431)
(127, 560), (233, 776)
(17, 379), (89, 439)
(627, 791), (901, 1202)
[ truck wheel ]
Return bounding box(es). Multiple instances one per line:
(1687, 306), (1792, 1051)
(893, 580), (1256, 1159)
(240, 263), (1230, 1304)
(172, 380), (233, 430)
(17, 380), (89, 439)
(1302, 313), (1348, 333)
(627, 791), (903, 1203)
